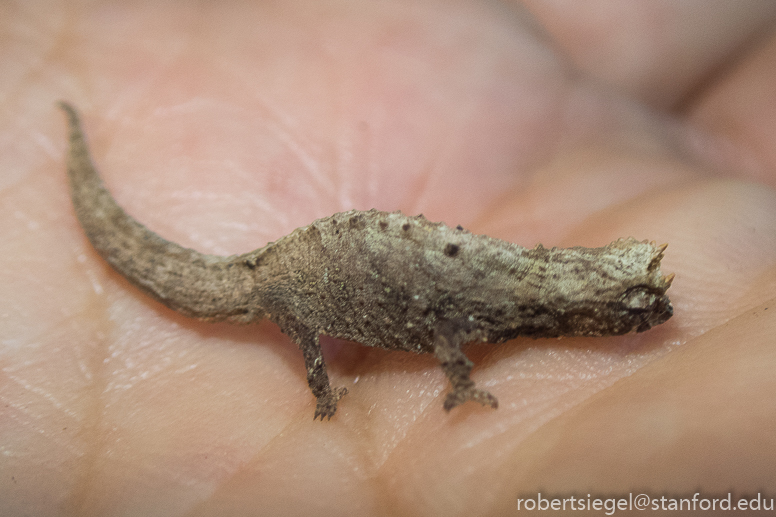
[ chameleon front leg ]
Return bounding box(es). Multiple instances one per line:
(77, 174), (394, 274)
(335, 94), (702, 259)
(295, 331), (348, 420)
(433, 322), (498, 412)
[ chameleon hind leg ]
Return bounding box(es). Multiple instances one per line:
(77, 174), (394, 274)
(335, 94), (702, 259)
(295, 330), (348, 420)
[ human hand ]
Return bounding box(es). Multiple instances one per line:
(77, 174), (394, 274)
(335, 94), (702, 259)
(2, 1), (775, 515)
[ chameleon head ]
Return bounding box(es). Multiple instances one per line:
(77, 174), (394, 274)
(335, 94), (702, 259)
(524, 238), (675, 337)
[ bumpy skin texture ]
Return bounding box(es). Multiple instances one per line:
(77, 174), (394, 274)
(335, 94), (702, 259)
(61, 103), (674, 420)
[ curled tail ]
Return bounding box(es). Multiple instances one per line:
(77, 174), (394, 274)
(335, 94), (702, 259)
(60, 102), (262, 323)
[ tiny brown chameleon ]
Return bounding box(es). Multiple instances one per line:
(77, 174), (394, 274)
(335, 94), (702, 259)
(60, 102), (674, 420)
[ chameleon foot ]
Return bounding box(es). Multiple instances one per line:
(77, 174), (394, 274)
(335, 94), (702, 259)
(443, 386), (498, 412)
(314, 386), (349, 420)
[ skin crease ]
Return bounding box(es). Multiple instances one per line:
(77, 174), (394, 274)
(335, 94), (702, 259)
(2, 1), (776, 516)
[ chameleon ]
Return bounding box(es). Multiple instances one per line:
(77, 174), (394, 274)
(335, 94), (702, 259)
(59, 102), (674, 420)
